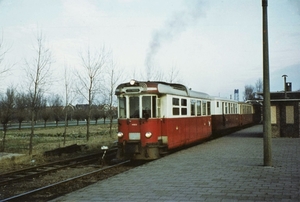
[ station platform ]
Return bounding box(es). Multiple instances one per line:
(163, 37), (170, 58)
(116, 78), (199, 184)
(52, 125), (300, 201)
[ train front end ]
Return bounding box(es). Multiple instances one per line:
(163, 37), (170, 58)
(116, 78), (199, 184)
(115, 80), (166, 160)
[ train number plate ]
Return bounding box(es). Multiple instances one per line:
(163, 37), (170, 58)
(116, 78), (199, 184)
(129, 133), (141, 140)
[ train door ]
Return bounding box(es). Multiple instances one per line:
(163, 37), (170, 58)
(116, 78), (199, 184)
(141, 95), (161, 144)
(127, 95), (160, 145)
(122, 96), (141, 142)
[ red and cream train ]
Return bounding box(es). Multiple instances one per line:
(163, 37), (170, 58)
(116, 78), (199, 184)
(115, 80), (257, 160)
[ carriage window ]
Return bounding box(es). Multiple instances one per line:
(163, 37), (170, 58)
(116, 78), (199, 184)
(130, 96), (140, 118)
(181, 98), (187, 115)
(173, 108), (180, 115)
(217, 102), (219, 108)
(202, 101), (207, 115)
(118, 97), (126, 118)
(191, 100), (196, 116)
(173, 98), (180, 115)
(222, 102), (225, 114)
(173, 98), (179, 106)
(172, 98), (187, 115)
(197, 100), (201, 116)
(157, 98), (161, 117)
(152, 96), (157, 117)
(207, 102), (211, 115)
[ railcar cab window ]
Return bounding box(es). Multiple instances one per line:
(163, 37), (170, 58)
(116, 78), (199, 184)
(118, 97), (126, 118)
(128, 95), (157, 119)
(130, 96), (140, 118)
(142, 96), (156, 119)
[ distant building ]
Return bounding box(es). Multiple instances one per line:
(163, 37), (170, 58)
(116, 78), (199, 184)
(269, 90), (300, 138)
(259, 80), (300, 138)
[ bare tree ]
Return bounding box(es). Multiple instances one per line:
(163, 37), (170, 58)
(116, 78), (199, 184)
(0, 87), (15, 151)
(75, 46), (108, 141)
(105, 58), (123, 136)
(40, 98), (51, 127)
(50, 94), (63, 127)
(255, 78), (263, 99)
(166, 65), (180, 83)
(15, 93), (30, 130)
(63, 65), (75, 145)
(24, 32), (53, 155)
(0, 35), (11, 78)
(145, 63), (164, 81)
(91, 105), (101, 124)
(243, 85), (255, 101)
(100, 106), (107, 124)
(73, 107), (86, 126)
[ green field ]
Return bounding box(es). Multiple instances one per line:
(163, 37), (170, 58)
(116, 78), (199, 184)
(0, 124), (118, 172)
(1, 124), (118, 154)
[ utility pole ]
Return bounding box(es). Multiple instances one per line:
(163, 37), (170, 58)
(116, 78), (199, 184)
(262, 0), (272, 166)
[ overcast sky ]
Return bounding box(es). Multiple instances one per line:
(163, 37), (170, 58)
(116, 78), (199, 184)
(0, 0), (299, 100)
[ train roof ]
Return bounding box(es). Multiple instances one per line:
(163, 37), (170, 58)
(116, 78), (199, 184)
(210, 96), (238, 103)
(115, 80), (210, 99)
(210, 96), (257, 105)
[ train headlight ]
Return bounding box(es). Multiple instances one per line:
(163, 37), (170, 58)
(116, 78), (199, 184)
(117, 132), (124, 138)
(129, 79), (136, 85)
(145, 132), (152, 138)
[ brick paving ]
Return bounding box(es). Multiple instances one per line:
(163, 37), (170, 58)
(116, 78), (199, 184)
(52, 125), (300, 201)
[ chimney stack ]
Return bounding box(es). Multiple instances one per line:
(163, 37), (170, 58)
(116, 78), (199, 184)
(282, 75), (288, 98)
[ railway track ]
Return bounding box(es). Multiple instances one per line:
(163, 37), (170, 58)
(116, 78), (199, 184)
(0, 150), (114, 186)
(0, 148), (124, 201)
(1, 160), (131, 202)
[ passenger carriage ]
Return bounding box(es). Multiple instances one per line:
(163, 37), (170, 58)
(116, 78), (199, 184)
(239, 102), (254, 126)
(210, 97), (254, 134)
(115, 80), (254, 160)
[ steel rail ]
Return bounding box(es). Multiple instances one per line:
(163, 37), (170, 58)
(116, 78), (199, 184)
(0, 152), (105, 186)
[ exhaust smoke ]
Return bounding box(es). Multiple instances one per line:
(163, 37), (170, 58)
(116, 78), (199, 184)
(145, 0), (207, 76)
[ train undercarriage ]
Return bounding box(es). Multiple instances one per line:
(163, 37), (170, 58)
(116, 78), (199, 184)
(116, 141), (168, 160)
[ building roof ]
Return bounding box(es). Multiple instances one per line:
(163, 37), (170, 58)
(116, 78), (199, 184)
(258, 91), (300, 102)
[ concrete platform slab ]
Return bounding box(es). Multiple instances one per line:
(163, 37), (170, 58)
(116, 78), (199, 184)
(51, 125), (300, 201)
